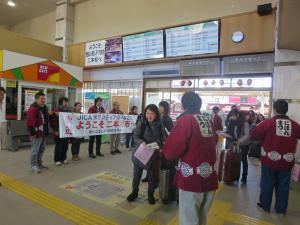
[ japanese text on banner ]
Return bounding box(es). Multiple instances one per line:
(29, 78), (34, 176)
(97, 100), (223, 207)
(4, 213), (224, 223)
(59, 113), (138, 138)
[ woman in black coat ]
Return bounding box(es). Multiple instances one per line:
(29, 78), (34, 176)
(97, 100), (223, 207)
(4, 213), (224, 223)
(127, 104), (165, 205)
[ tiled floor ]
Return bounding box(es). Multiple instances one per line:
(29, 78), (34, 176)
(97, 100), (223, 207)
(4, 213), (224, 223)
(0, 142), (299, 225)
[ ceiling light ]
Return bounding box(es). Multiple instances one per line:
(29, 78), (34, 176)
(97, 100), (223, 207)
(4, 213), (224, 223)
(7, 1), (16, 7)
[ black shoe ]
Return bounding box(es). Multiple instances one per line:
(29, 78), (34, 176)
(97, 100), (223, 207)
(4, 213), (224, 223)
(141, 177), (148, 183)
(96, 153), (104, 157)
(241, 177), (247, 184)
(148, 194), (155, 205)
(110, 151), (115, 155)
(89, 154), (96, 158)
(115, 149), (122, 154)
(127, 191), (138, 202)
(257, 202), (270, 213)
(276, 211), (286, 216)
(39, 164), (49, 170)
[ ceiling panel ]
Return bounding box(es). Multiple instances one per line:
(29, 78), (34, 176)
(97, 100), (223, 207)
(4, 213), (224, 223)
(0, 0), (57, 27)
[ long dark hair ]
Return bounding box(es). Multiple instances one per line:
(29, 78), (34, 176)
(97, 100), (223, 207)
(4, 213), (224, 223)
(159, 101), (170, 115)
(144, 104), (160, 122)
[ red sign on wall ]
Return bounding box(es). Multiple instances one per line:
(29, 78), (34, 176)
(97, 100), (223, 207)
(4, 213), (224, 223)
(37, 63), (60, 82)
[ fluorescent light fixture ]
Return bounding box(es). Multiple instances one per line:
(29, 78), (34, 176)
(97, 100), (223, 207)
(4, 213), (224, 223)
(7, 1), (16, 7)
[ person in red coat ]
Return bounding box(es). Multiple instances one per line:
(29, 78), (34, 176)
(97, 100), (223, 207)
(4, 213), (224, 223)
(163, 92), (218, 225)
(250, 99), (300, 215)
(212, 106), (223, 132)
(27, 92), (49, 173)
(110, 101), (123, 154)
(88, 97), (106, 158)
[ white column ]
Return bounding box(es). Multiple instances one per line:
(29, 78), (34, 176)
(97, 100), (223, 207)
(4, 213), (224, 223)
(273, 0), (300, 123)
(55, 0), (74, 62)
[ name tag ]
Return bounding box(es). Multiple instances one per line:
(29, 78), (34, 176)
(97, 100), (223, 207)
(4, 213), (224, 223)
(194, 115), (213, 137)
(276, 119), (292, 137)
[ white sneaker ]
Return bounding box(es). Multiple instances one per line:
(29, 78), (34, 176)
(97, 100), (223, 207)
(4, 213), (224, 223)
(63, 160), (69, 164)
(56, 162), (62, 166)
(31, 166), (41, 173)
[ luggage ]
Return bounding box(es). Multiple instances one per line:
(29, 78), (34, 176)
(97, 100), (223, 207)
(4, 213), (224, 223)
(218, 144), (242, 183)
(248, 141), (261, 159)
(159, 168), (178, 204)
(291, 164), (300, 182)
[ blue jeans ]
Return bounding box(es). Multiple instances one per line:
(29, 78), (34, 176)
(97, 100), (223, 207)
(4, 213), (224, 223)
(260, 164), (291, 213)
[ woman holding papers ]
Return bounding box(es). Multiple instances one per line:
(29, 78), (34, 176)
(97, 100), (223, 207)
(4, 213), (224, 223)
(127, 104), (165, 205)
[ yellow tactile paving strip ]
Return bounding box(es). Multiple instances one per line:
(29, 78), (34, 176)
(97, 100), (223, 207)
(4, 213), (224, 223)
(0, 172), (275, 225)
(0, 172), (119, 225)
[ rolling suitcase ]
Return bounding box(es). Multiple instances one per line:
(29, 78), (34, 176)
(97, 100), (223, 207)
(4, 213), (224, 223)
(159, 168), (178, 204)
(218, 144), (242, 183)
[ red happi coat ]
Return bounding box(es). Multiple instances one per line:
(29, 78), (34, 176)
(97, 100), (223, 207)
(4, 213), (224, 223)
(163, 113), (218, 193)
(250, 115), (300, 171)
(88, 105), (105, 114)
(110, 109), (123, 114)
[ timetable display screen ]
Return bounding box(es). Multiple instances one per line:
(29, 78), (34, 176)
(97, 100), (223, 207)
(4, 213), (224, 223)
(123, 30), (164, 62)
(166, 21), (219, 57)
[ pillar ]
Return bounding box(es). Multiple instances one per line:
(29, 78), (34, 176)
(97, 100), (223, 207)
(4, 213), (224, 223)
(55, 0), (74, 62)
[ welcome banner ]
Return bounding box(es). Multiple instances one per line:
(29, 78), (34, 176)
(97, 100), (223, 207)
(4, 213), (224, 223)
(59, 112), (138, 138)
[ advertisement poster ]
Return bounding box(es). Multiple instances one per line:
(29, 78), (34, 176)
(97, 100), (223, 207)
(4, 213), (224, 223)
(105, 37), (122, 64)
(85, 40), (106, 66)
(25, 90), (39, 111)
(84, 92), (110, 113)
(59, 112), (138, 138)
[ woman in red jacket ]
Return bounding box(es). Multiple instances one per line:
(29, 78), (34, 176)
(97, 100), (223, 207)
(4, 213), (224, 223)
(163, 92), (218, 225)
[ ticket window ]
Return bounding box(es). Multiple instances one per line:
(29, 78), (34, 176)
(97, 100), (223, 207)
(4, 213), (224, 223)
(145, 92), (171, 106)
(46, 88), (66, 112)
(68, 87), (77, 109)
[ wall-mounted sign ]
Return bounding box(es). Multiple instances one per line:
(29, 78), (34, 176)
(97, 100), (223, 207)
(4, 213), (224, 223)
(105, 37), (122, 64)
(6, 80), (17, 88)
(85, 40), (106, 66)
(123, 30), (164, 62)
(232, 31), (244, 43)
(166, 21), (219, 57)
(85, 38), (123, 66)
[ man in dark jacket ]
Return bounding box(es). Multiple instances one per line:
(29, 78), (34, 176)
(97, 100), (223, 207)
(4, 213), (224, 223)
(88, 97), (106, 158)
(49, 97), (71, 166)
(27, 92), (49, 173)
